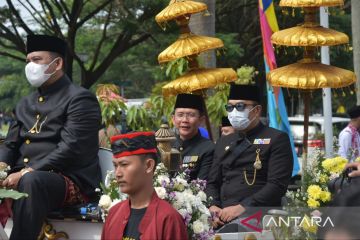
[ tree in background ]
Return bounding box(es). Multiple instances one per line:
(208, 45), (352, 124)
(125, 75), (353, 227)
(189, 0), (216, 68)
(0, 0), (168, 88)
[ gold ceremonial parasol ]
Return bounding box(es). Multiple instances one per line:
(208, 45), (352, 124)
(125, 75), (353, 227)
(156, 0), (238, 140)
(268, 59), (356, 89)
(271, 25), (348, 46)
(279, 0), (344, 7)
(155, 0), (207, 25)
(162, 68), (238, 97)
(268, 0), (354, 169)
(158, 33), (224, 63)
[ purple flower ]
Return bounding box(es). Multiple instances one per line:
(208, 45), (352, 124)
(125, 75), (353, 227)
(184, 212), (192, 226)
(169, 191), (176, 200)
(191, 179), (207, 191)
(193, 230), (214, 240)
(161, 180), (167, 188)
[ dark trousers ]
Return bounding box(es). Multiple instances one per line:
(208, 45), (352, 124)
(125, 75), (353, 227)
(10, 171), (66, 240)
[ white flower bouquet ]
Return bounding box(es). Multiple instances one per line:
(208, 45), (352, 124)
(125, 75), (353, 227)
(99, 163), (214, 239)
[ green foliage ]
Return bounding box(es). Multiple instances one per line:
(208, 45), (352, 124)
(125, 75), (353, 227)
(126, 105), (157, 131)
(206, 84), (229, 126)
(235, 65), (257, 85)
(216, 33), (245, 68)
(96, 84), (127, 127)
(0, 76), (31, 113)
(206, 65), (256, 126)
(100, 181), (120, 201)
(125, 58), (188, 131)
(99, 100), (127, 127)
(165, 58), (189, 80)
(0, 188), (28, 200)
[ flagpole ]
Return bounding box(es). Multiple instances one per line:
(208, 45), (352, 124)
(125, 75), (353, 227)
(320, 7), (334, 157)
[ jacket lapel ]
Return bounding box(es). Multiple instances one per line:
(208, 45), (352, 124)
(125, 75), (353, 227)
(138, 191), (159, 237)
(223, 133), (252, 167)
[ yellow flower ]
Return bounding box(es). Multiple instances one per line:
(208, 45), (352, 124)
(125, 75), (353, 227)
(301, 215), (318, 233)
(319, 174), (328, 183)
(322, 158), (333, 172)
(307, 198), (320, 208)
(356, 157), (360, 163)
(320, 191), (331, 202)
(307, 185), (322, 200)
(322, 157), (348, 174)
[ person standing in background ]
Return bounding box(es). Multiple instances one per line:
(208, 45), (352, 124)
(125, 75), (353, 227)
(338, 105), (360, 161)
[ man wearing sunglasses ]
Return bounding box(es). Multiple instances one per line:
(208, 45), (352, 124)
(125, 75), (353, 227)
(172, 93), (214, 181)
(206, 84), (293, 230)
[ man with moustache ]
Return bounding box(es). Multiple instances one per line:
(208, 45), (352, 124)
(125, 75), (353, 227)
(101, 132), (188, 240)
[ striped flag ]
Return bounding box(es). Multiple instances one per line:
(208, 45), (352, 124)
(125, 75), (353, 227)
(259, 0), (300, 176)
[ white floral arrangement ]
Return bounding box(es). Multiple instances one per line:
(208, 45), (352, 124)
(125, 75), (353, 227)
(98, 163), (214, 240)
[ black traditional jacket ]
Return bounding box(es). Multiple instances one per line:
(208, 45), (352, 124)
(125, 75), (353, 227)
(206, 123), (293, 208)
(173, 132), (214, 181)
(0, 75), (101, 199)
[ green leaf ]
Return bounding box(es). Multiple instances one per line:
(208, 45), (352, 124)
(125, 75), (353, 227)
(0, 188), (28, 200)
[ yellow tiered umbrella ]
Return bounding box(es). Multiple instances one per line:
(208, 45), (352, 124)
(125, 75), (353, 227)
(279, 0), (343, 7)
(155, 0), (207, 25)
(268, 0), (353, 168)
(271, 25), (348, 46)
(158, 33), (224, 63)
(267, 59), (356, 89)
(162, 68), (237, 97)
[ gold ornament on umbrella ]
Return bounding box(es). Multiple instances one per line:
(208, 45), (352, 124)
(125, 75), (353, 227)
(163, 68), (237, 97)
(267, 0), (356, 168)
(155, 0), (207, 26)
(279, 0), (344, 7)
(155, 0), (238, 141)
(158, 33), (224, 64)
(271, 25), (348, 46)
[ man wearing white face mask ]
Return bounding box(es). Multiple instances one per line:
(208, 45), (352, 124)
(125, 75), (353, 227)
(0, 35), (101, 240)
(206, 84), (293, 231)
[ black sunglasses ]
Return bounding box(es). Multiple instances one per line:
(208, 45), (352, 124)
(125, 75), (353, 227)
(225, 103), (254, 112)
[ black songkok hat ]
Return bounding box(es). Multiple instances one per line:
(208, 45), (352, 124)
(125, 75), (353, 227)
(221, 116), (231, 127)
(174, 93), (204, 113)
(228, 84), (260, 102)
(111, 132), (157, 158)
(26, 35), (67, 56)
(347, 105), (360, 119)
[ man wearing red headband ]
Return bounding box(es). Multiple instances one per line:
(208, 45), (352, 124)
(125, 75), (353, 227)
(101, 132), (188, 240)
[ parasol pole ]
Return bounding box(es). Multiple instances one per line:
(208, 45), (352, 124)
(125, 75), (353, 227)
(200, 93), (213, 141)
(189, 62), (214, 142)
(303, 91), (310, 172)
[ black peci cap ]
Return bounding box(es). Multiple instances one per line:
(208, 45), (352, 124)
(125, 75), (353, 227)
(27, 35), (67, 56)
(347, 105), (360, 119)
(174, 93), (204, 113)
(228, 84), (260, 102)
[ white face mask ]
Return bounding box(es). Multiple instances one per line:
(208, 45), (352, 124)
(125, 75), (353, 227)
(25, 58), (58, 87)
(227, 107), (255, 130)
